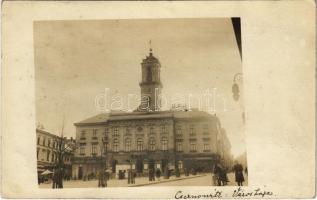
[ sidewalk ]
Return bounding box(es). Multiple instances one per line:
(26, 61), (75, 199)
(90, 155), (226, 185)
(38, 174), (207, 188)
(128, 174), (207, 187)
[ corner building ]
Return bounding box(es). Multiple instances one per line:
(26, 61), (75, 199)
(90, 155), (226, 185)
(72, 49), (231, 179)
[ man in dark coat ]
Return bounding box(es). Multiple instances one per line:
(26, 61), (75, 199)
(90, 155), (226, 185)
(219, 167), (229, 186)
(213, 163), (222, 186)
(149, 168), (155, 181)
(233, 162), (245, 186)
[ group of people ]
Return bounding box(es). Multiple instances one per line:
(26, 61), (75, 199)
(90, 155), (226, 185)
(148, 168), (162, 182)
(213, 162), (247, 186)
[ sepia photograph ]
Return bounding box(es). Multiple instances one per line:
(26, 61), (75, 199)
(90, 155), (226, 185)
(34, 18), (248, 188)
(2, 1), (315, 198)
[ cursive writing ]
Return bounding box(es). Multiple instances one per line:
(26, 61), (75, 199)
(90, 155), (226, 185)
(175, 189), (222, 199)
(232, 187), (274, 198)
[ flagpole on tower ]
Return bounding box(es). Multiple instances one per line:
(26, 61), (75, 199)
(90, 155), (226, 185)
(149, 40), (153, 55)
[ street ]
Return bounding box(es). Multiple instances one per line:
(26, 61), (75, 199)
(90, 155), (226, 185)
(39, 173), (248, 188)
(144, 173), (248, 186)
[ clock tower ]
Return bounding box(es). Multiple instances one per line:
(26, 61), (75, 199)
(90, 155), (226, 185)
(138, 47), (162, 111)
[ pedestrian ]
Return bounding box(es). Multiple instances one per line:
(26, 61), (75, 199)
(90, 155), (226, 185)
(155, 168), (161, 181)
(131, 169), (136, 184)
(151, 168), (155, 181)
(213, 163), (222, 186)
(148, 168), (152, 181)
(219, 167), (229, 186)
(233, 162), (245, 186)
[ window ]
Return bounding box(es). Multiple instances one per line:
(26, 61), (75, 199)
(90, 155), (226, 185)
(161, 137), (168, 151)
(189, 125), (195, 136)
(203, 144), (210, 152)
(80, 130), (86, 139)
(80, 147), (85, 155)
(113, 138), (119, 152)
(176, 142), (183, 152)
(37, 137), (40, 145)
(203, 124), (209, 135)
(161, 125), (167, 133)
(136, 138), (143, 151)
(113, 127), (119, 137)
(37, 148), (39, 159)
(91, 145), (97, 155)
(149, 137), (156, 151)
(126, 127), (131, 135)
(125, 138), (131, 152)
(42, 137), (46, 146)
(48, 139), (51, 147)
(105, 128), (109, 136)
(190, 141), (196, 152)
(149, 127), (154, 134)
(46, 150), (50, 161)
(93, 129), (98, 138)
(176, 126), (182, 135)
(51, 153), (55, 162)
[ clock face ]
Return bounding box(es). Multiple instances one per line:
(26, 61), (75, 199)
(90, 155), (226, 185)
(137, 127), (143, 132)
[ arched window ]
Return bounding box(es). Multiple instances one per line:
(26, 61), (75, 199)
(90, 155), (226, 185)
(113, 138), (119, 152)
(136, 138), (143, 151)
(37, 137), (40, 145)
(125, 138), (131, 152)
(147, 67), (152, 81)
(149, 137), (155, 151)
(161, 137), (168, 151)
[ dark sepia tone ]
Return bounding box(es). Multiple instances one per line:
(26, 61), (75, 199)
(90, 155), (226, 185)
(34, 18), (247, 188)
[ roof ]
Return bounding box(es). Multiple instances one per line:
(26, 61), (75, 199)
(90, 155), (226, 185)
(74, 110), (217, 126)
(36, 128), (61, 138)
(74, 113), (110, 125)
(142, 50), (160, 64)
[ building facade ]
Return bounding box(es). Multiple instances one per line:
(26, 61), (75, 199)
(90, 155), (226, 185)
(72, 48), (232, 179)
(36, 129), (73, 178)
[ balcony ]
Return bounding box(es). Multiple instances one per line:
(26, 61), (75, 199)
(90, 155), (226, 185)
(80, 137), (86, 140)
(92, 136), (98, 140)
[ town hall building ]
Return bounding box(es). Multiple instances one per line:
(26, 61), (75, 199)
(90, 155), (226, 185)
(72, 48), (232, 179)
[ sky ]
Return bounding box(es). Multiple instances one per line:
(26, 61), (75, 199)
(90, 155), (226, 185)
(34, 18), (245, 158)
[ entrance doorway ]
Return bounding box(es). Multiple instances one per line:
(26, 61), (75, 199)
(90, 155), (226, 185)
(148, 159), (155, 170)
(136, 159), (144, 173)
(161, 159), (168, 171)
(112, 160), (117, 173)
(78, 166), (83, 180)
